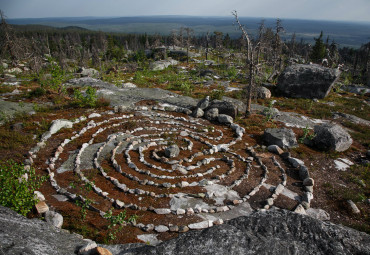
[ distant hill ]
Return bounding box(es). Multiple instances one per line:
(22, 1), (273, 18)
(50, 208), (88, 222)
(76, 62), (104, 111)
(11, 24), (89, 32)
(8, 15), (370, 48)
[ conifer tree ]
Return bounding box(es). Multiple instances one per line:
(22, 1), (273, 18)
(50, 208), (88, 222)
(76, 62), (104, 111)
(310, 31), (326, 63)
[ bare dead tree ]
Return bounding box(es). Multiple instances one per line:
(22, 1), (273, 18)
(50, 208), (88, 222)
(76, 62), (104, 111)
(0, 10), (24, 64)
(205, 31), (210, 60)
(232, 10), (259, 117)
(256, 19), (265, 66)
(170, 29), (180, 50)
(183, 27), (193, 63)
(273, 18), (284, 71)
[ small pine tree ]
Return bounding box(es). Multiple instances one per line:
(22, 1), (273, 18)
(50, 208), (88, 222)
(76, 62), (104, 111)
(310, 31), (326, 63)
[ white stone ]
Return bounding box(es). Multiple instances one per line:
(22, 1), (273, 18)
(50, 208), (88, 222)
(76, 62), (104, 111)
(154, 208), (171, 214)
(88, 113), (101, 118)
(49, 119), (73, 135)
(154, 225), (169, 233)
(44, 211), (63, 228)
(34, 191), (45, 201)
(294, 204), (307, 215)
(188, 220), (213, 230)
(78, 241), (97, 255)
(176, 208), (186, 215)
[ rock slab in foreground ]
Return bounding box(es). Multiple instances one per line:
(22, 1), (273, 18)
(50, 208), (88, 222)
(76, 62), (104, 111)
(118, 210), (369, 255)
(0, 206), (90, 255)
(277, 64), (340, 99)
(1, 206), (369, 255)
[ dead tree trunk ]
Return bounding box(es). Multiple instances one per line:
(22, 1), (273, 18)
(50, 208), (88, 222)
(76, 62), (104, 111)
(232, 10), (256, 117)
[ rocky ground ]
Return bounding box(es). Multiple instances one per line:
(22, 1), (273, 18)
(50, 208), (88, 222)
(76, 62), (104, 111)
(0, 60), (369, 253)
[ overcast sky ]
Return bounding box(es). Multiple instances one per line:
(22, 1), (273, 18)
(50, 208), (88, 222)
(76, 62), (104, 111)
(1, 0), (369, 22)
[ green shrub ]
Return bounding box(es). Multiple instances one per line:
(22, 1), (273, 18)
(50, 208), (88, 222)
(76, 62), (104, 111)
(104, 208), (138, 242)
(73, 86), (98, 108)
(28, 87), (46, 98)
(0, 160), (46, 216)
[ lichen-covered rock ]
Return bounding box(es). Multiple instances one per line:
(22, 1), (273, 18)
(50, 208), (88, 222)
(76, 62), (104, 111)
(192, 107), (204, 118)
(164, 144), (180, 158)
(114, 210), (370, 255)
(313, 123), (353, 152)
(1, 207), (369, 255)
(254, 86), (271, 99)
(204, 108), (219, 121)
(0, 206), (90, 254)
(44, 211), (63, 228)
(218, 114), (233, 124)
(197, 96), (210, 110)
(263, 128), (298, 149)
(277, 64), (340, 99)
(206, 100), (238, 118)
(77, 67), (99, 77)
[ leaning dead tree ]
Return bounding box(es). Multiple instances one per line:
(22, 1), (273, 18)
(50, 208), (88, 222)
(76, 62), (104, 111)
(0, 10), (24, 64)
(232, 10), (260, 117)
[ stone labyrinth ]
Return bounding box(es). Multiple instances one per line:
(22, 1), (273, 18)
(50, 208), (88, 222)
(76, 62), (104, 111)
(28, 103), (310, 234)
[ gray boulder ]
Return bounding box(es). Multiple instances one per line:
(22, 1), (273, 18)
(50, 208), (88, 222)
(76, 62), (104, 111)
(218, 114), (233, 124)
(204, 108), (219, 121)
(44, 211), (63, 228)
(165, 144), (180, 158)
(264, 128), (298, 149)
(149, 59), (178, 71)
(197, 96), (210, 110)
(206, 100), (238, 118)
(254, 86), (271, 99)
(77, 67), (99, 77)
(313, 123), (353, 152)
(277, 64), (340, 99)
(192, 108), (204, 118)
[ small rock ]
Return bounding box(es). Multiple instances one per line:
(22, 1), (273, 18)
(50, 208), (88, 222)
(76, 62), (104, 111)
(192, 107), (204, 118)
(178, 226), (189, 232)
(289, 157), (304, 168)
(267, 145), (284, 155)
(299, 165), (310, 180)
(188, 220), (212, 230)
(165, 144), (180, 158)
(266, 198), (274, 206)
(294, 204), (307, 215)
(143, 224), (155, 232)
(79, 241), (97, 255)
(44, 211), (63, 228)
(197, 96), (210, 110)
(169, 225), (179, 232)
(347, 200), (360, 214)
(218, 114), (233, 124)
(204, 108), (219, 121)
(303, 178), (314, 186)
(35, 201), (49, 214)
(95, 247), (113, 255)
(34, 191), (45, 201)
(186, 208), (194, 215)
(263, 128), (298, 149)
(154, 208), (171, 214)
(306, 208), (330, 221)
(155, 225), (169, 233)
